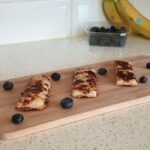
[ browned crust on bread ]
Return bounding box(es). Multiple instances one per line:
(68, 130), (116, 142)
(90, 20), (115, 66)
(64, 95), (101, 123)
(72, 68), (98, 98)
(115, 61), (137, 86)
(16, 75), (51, 111)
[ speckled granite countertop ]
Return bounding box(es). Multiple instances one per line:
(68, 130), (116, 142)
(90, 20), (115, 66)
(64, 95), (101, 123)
(0, 35), (150, 150)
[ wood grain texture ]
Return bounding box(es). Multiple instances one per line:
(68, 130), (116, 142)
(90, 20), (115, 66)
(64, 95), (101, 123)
(0, 55), (150, 140)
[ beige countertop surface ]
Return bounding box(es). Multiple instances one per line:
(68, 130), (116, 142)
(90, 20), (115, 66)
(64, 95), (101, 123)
(0, 35), (150, 150)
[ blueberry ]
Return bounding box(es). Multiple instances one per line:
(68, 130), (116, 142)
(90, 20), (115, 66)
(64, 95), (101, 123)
(3, 81), (14, 91)
(60, 97), (74, 109)
(99, 27), (106, 32)
(146, 63), (150, 69)
(12, 113), (24, 124)
(119, 26), (126, 33)
(139, 76), (148, 83)
(115, 28), (119, 33)
(105, 28), (111, 33)
(51, 72), (61, 81)
(98, 68), (107, 75)
(110, 25), (116, 32)
(89, 26), (100, 32)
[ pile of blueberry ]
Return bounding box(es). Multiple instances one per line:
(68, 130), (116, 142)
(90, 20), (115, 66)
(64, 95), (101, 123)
(89, 25), (127, 47)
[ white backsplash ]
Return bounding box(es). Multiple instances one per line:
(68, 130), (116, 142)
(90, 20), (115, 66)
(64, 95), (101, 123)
(0, 0), (149, 44)
(0, 0), (71, 44)
(71, 0), (106, 35)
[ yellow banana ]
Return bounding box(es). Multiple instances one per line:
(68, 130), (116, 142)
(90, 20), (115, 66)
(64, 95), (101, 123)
(103, 0), (125, 27)
(116, 0), (150, 39)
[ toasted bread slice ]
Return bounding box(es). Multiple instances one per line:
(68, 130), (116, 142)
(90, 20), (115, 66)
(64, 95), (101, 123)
(16, 75), (51, 111)
(72, 68), (98, 98)
(115, 61), (137, 86)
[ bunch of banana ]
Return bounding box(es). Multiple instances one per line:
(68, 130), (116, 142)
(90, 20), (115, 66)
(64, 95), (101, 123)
(103, 0), (125, 27)
(103, 0), (150, 39)
(116, 0), (150, 39)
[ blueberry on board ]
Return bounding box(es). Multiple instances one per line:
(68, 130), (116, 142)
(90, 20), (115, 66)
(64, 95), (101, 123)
(3, 81), (14, 91)
(51, 72), (61, 81)
(146, 63), (150, 69)
(98, 68), (107, 75)
(89, 26), (100, 32)
(119, 26), (126, 33)
(60, 97), (74, 109)
(12, 113), (24, 124)
(139, 76), (148, 83)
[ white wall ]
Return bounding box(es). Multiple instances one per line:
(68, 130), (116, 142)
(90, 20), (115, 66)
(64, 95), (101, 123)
(0, 0), (149, 45)
(0, 0), (71, 44)
(132, 0), (150, 19)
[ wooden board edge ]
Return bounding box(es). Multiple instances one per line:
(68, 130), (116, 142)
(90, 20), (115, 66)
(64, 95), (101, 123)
(1, 95), (150, 141)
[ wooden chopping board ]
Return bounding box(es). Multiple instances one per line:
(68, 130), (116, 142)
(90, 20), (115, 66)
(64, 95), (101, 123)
(1, 55), (150, 140)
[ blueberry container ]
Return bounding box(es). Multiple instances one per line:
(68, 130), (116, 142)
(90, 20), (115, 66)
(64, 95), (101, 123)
(85, 22), (128, 47)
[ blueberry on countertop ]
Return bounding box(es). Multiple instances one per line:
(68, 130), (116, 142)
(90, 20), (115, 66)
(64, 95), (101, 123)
(89, 26), (100, 32)
(3, 81), (14, 91)
(146, 63), (150, 69)
(12, 113), (24, 124)
(139, 76), (148, 83)
(98, 68), (107, 76)
(51, 72), (61, 81)
(60, 97), (74, 109)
